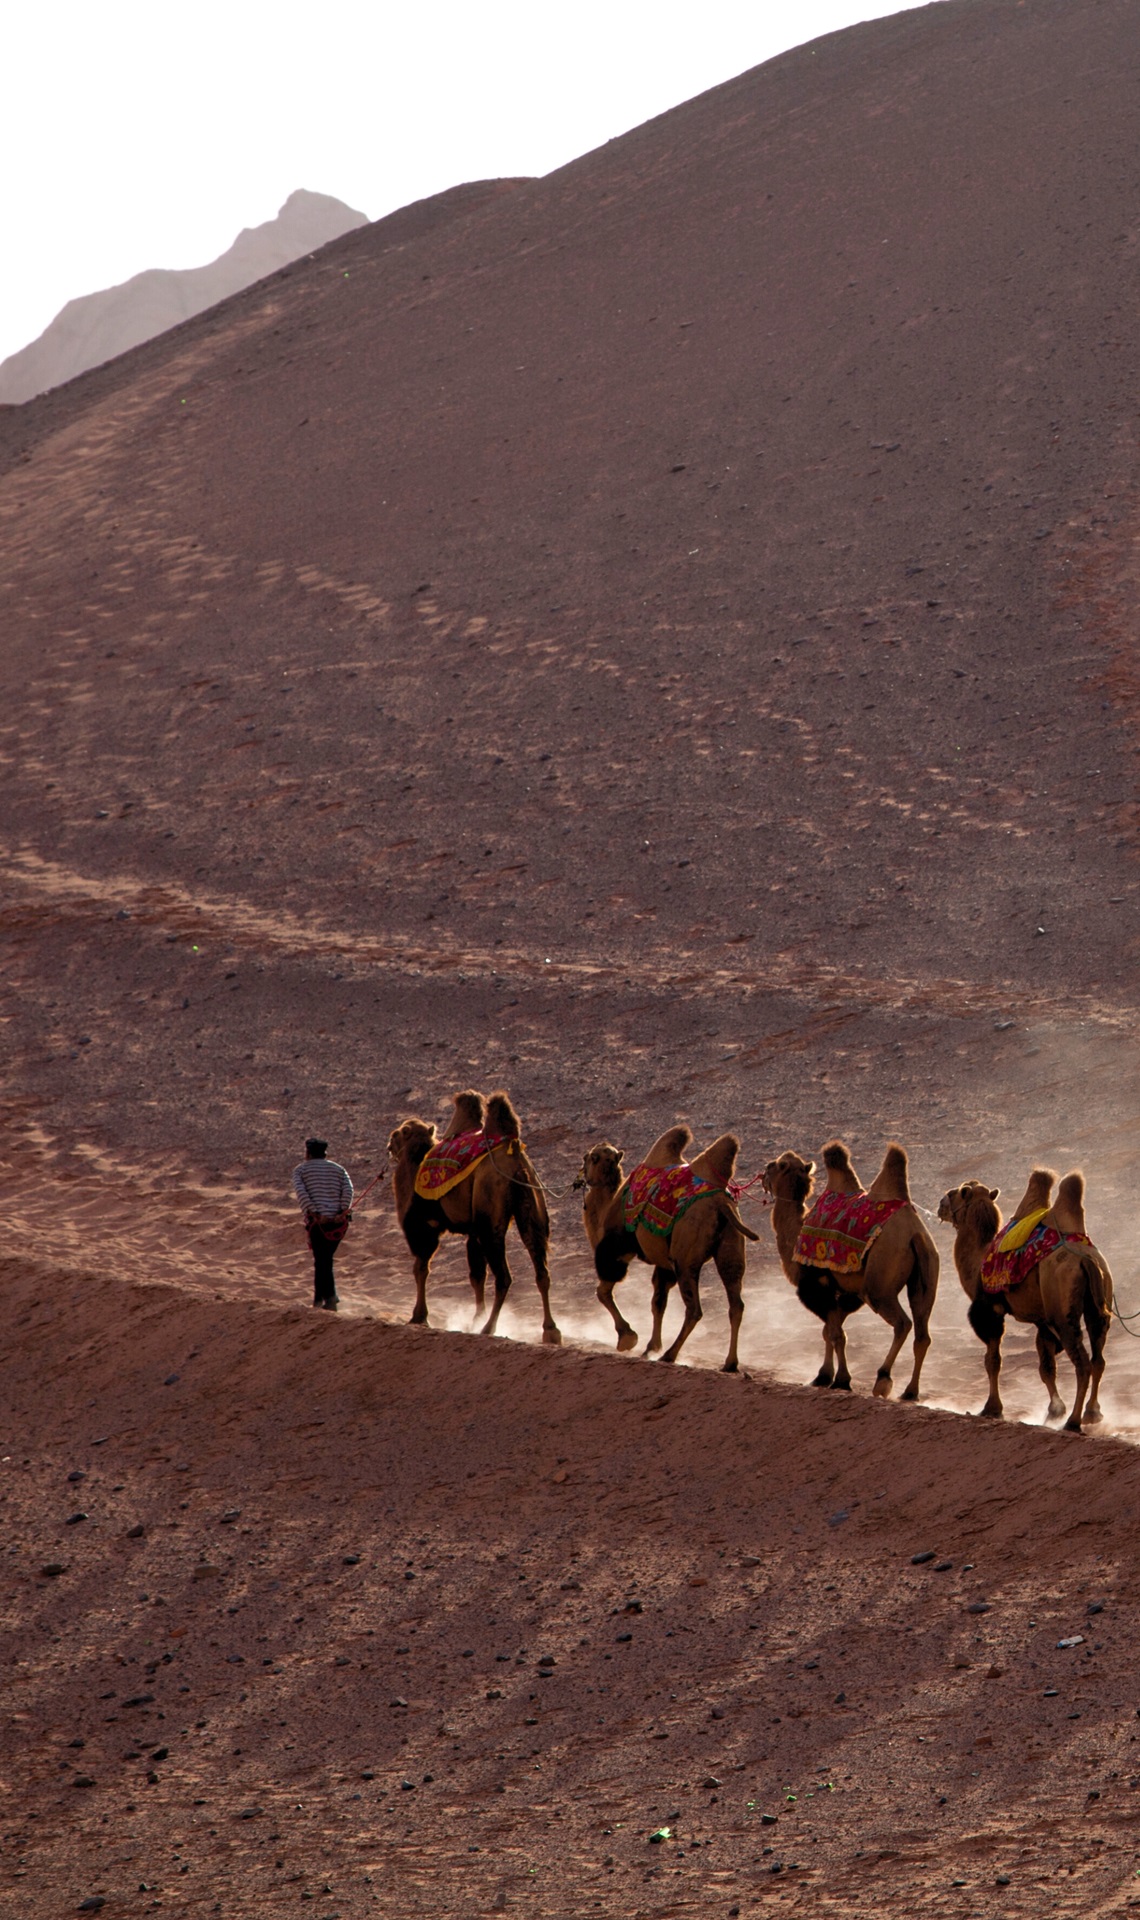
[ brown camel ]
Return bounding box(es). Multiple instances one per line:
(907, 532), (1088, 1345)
(581, 1125), (759, 1370)
(937, 1168), (1112, 1432)
(388, 1088), (560, 1344)
(763, 1140), (939, 1399)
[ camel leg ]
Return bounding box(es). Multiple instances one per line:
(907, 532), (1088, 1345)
(870, 1292), (913, 1401)
(514, 1207), (561, 1346)
(967, 1293), (1005, 1418)
(714, 1233), (746, 1374)
(900, 1243), (937, 1401)
(1035, 1325), (1066, 1421)
(660, 1266), (703, 1365)
(1055, 1315), (1093, 1434)
(477, 1230), (514, 1339)
(466, 1238), (488, 1324)
(643, 1266), (674, 1357)
(797, 1269), (839, 1385)
(1084, 1314), (1109, 1424)
(830, 1305), (856, 1391)
(596, 1277), (638, 1351)
(594, 1232), (639, 1351)
(408, 1227), (441, 1326)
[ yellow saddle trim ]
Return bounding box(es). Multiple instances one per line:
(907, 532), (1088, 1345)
(997, 1206), (1050, 1254)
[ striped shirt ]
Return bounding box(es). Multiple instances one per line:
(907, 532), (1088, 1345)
(292, 1157), (353, 1219)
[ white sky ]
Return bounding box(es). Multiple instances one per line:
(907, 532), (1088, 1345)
(2, 0), (927, 367)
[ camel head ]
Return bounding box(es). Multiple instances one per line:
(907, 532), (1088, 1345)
(691, 1133), (740, 1186)
(937, 1180), (1000, 1236)
(450, 1088), (487, 1133)
(762, 1150), (815, 1208)
(576, 1141), (624, 1195)
(485, 1089), (521, 1140)
(388, 1117), (438, 1166)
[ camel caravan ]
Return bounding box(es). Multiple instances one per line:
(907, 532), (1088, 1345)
(384, 1087), (1116, 1434)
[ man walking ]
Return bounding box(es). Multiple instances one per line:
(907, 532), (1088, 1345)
(292, 1136), (353, 1310)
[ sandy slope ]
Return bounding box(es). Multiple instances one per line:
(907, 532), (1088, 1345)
(1, 1), (1140, 1909)
(4, 1263), (1140, 1918)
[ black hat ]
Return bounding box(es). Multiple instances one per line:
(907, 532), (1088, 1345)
(305, 1137), (328, 1156)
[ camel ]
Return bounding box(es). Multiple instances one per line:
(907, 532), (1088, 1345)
(579, 1125), (759, 1370)
(763, 1140), (939, 1399)
(388, 1088), (560, 1344)
(937, 1168), (1112, 1432)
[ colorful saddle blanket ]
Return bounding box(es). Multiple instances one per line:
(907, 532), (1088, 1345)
(414, 1128), (511, 1201)
(980, 1219), (1092, 1295)
(624, 1161), (722, 1239)
(794, 1189), (908, 1276)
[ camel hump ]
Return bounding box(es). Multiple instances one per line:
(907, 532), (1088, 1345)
(444, 1088), (486, 1137)
(642, 1124), (693, 1168)
(691, 1133), (739, 1185)
(822, 1138), (862, 1192)
(867, 1142), (909, 1202)
(486, 1089), (522, 1139)
(1010, 1166), (1056, 1220)
(1049, 1170), (1087, 1236)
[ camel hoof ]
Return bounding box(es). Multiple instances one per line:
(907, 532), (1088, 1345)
(1045, 1400), (1066, 1421)
(1082, 1405), (1104, 1425)
(410, 1313), (428, 1327)
(1063, 1417), (1084, 1434)
(722, 1359), (739, 1374)
(832, 1378), (853, 1392)
(659, 1351), (678, 1366)
(872, 1375), (892, 1400)
(811, 1371), (834, 1389)
(616, 1330), (638, 1353)
(980, 1401), (1003, 1419)
(542, 1326), (562, 1347)
(900, 1385), (919, 1403)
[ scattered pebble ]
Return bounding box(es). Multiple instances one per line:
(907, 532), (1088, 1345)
(910, 1550), (936, 1565)
(65, 1511), (88, 1525)
(40, 1563), (67, 1578)
(1057, 1636), (1084, 1649)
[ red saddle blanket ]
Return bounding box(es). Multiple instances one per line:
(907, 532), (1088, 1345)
(624, 1161), (721, 1238)
(980, 1222), (1093, 1295)
(794, 1189), (908, 1276)
(414, 1128), (511, 1201)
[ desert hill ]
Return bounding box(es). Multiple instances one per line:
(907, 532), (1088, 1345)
(3, 0), (1140, 1909)
(0, 190), (371, 405)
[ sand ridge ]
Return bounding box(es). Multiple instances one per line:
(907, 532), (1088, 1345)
(4, 1262), (1140, 1915)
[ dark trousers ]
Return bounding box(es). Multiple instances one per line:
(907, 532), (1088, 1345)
(308, 1226), (339, 1308)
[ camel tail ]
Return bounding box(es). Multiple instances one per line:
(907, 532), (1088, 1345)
(906, 1228), (939, 1325)
(722, 1201), (760, 1243)
(1081, 1248), (1112, 1325)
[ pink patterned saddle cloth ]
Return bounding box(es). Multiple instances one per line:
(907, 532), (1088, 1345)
(794, 1189), (908, 1276)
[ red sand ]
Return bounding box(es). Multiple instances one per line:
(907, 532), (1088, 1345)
(5, 1262), (1140, 1916)
(2, 0), (1140, 1909)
